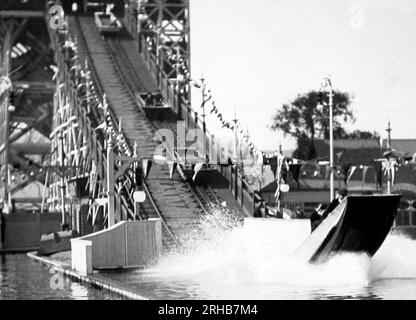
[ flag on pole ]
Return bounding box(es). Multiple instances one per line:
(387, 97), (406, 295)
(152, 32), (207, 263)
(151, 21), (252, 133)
(168, 161), (177, 179)
(142, 159), (153, 178)
(192, 162), (204, 181)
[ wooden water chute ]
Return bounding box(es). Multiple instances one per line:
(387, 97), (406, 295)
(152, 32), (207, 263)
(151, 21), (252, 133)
(174, 147), (216, 185)
(137, 92), (176, 121)
(94, 12), (122, 33)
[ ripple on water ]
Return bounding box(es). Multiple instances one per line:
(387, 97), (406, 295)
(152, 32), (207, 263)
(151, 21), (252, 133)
(0, 254), (124, 300)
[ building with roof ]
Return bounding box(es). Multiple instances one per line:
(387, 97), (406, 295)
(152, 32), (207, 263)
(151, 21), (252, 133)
(260, 139), (383, 216)
(314, 139), (382, 165)
(382, 139), (416, 161)
(258, 138), (416, 238)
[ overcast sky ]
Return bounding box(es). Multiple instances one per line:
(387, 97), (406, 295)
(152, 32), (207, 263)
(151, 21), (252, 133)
(190, 0), (416, 151)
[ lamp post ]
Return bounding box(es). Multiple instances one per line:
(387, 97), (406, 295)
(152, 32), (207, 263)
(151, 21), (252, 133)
(321, 76), (334, 202)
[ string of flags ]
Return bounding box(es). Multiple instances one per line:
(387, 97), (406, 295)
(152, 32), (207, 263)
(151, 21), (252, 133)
(191, 78), (259, 155)
(261, 152), (402, 189)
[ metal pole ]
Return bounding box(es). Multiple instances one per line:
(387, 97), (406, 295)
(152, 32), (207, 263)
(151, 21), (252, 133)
(133, 142), (140, 220)
(387, 162), (391, 195)
(276, 146), (281, 212)
(232, 112), (238, 164)
(106, 137), (115, 227)
(2, 25), (11, 214)
(41, 170), (49, 213)
(0, 210), (3, 250)
(200, 77), (207, 159)
(328, 82), (334, 202)
(58, 133), (67, 230)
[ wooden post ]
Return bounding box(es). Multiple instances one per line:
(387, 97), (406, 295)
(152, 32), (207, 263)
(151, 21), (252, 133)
(107, 137), (115, 228)
(58, 133), (67, 229)
(0, 211), (3, 250)
(133, 142), (140, 220)
(329, 86), (334, 202)
(1, 23), (12, 214)
(241, 175), (244, 206)
(234, 165), (238, 200)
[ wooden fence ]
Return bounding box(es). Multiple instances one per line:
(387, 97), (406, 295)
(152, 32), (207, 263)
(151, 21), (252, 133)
(71, 218), (162, 274)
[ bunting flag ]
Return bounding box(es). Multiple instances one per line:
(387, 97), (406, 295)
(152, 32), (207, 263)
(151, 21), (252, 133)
(94, 121), (107, 131)
(375, 162), (383, 188)
(142, 159), (153, 178)
(168, 161), (177, 179)
(289, 164), (302, 184)
(0, 76), (12, 97)
(194, 77), (260, 156)
(274, 151), (289, 199)
(192, 162), (204, 181)
(325, 165), (332, 180)
(341, 164), (351, 185)
(336, 150), (344, 162)
(270, 160), (278, 178)
(362, 165), (370, 186)
(346, 165), (357, 184)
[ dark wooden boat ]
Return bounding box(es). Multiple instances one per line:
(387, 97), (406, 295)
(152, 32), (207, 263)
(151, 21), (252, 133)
(175, 147), (217, 184)
(138, 92), (176, 120)
(38, 230), (79, 256)
(94, 12), (122, 33)
(293, 194), (401, 263)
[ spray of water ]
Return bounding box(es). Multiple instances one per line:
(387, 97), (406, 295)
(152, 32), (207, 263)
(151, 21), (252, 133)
(145, 205), (416, 292)
(370, 231), (416, 280)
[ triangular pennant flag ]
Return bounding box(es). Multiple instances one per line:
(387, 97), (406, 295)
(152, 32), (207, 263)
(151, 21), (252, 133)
(142, 159), (153, 178)
(336, 150), (344, 162)
(192, 162), (204, 181)
(95, 121), (107, 131)
(325, 165), (332, 180)
(391, 162), (397, 185)
(168, 161), (177, 179)
(92, 206), (98, 226)
(362, 166), (370, 186)
(270, 161), (278, 179)
(340, 164), (350, 184)
(375, 162), (383, 188)
(289, 164), (302, 184)
(346, 165), (356, 184)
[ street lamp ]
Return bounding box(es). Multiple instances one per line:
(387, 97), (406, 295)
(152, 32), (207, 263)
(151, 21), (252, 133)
(319, 76), (335, 202)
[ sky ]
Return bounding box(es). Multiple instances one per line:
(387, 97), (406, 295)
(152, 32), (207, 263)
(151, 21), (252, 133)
(189, 0), (416, 151)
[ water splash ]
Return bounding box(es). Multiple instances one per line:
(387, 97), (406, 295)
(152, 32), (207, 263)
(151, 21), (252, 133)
(370, 232), (416, 281)
(141, 206), (416, 298)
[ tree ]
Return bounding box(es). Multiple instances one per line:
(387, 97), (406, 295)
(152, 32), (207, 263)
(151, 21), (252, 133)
(340, 129), (380, 140)
(271, 90), (354, 159)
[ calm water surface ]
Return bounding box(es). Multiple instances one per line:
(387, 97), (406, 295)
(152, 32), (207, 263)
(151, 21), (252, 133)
(0, 254), (123, 300)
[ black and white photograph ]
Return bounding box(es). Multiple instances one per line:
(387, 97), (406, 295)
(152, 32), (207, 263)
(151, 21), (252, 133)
(0, 0), (416, 306)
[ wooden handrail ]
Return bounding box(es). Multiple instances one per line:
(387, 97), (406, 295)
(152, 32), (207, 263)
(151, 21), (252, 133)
(142, 182), (179, 245)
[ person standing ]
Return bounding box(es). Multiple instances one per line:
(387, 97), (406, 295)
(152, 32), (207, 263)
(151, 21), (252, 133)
(321, 188), (348, 220)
